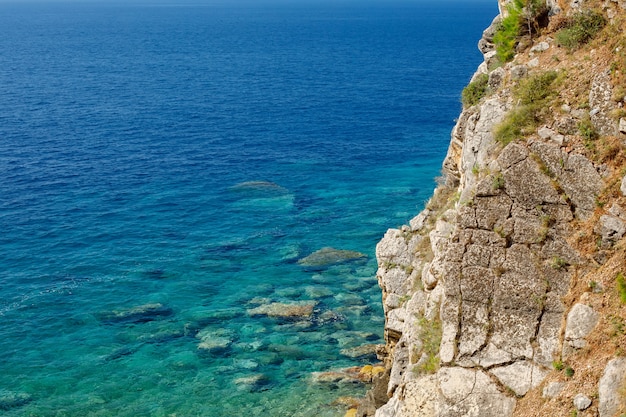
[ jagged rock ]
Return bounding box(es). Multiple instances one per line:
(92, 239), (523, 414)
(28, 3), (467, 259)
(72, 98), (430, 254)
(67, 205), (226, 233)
(377, 229), (414, 268)
(298, 247), (366, 268)
(357, 369), (390, 417)
(546, 0), (562, 14)
(543, 382), (566, 398)
(490, 361), (548, 396)
(595, 214), (626, 247)
(409, 209), (431, 231)
(247, 301), (316, 319)
(387, 339), (409, 395)
(621, 175), (626, 196)
(380, 268), (411, 301)
(196, 328), (234, 353)
(528, 57), (539, 67)
(619, 117), (626, 134)
(573, 393), (592, 410)
(563, 303), (599, 356)
(599, 358), (626, 417)
(589, 71), (617, 136)
(489, 67), (506, 89)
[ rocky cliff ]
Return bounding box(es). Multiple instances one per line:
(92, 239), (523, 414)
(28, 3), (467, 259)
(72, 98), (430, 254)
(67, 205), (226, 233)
(358, 0), (626, 416)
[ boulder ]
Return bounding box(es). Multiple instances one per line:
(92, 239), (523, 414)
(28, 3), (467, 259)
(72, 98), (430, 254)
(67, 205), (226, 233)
(543, 382), (565, 398)
(573, 393), (592, 411)
(563, 303), (599, 357)
(622, 175), (626, 197)
(530, 41), (550, 52)
(599, 358), (626, 417)
(595, 214), (626, 247)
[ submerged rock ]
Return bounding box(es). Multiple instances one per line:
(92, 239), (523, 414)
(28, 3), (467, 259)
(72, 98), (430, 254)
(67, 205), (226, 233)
(247, 301), (317, 320)
(0, 390), (33, 411)
(297, 247), (367, 268)
(310, 366), (372, 385)
(340, 344), (378, 359)
(97, 303), (174, 324)
(196, 328), (234, 354)
(233, 374), (272, 392)
(229, 181), (290, 198)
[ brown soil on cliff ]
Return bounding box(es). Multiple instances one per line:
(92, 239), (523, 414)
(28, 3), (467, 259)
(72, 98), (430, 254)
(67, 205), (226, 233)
(509, 1), (626, 415)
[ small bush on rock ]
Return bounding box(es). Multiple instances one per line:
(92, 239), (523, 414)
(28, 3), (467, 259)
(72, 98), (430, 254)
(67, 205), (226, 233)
(556, 10), (606, 51)
(462, 73), (490, 107)
(494, 70), (560, 145)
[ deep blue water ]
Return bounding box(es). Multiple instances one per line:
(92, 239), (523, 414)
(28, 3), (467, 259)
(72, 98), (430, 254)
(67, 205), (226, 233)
(0, 1), (496, 415)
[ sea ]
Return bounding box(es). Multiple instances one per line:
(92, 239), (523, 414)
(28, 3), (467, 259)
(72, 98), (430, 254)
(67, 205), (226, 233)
(0, 1), (496, 416)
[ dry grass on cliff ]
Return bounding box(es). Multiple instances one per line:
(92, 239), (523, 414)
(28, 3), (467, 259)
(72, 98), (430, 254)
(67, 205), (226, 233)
(507, 1), (626, 416)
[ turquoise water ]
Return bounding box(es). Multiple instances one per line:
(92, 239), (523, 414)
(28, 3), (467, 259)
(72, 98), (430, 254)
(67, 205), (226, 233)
(0, 1), (496, 415)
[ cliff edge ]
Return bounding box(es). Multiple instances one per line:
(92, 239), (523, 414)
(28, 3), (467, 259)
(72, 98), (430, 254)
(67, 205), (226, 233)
(358, 0), (626, 416)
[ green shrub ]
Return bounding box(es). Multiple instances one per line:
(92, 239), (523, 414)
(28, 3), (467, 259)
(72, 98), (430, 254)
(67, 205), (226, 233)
(578, 115), (599, 150)
(556, 10), (606, 51)
(494, 70), (560, 144)
(493, 0), (524, 63)
(493, 0), (549, 63)
(413, 315), (442, 376)
(617, 272), (626, 304)
(494, 105), (539, 144)
(515, 70), (558, 104)
(462, 73), (490, 107)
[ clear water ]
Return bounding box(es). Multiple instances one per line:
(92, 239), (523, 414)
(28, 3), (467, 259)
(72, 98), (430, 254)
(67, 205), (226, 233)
(0, 1), (496, 415)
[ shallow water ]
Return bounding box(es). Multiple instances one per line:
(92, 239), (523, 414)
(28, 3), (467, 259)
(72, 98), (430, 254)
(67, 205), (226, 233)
(0, 1), (496, 415)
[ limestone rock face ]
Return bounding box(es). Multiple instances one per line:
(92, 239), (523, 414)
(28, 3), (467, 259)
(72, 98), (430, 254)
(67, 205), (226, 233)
(363, 2), (624, 416)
